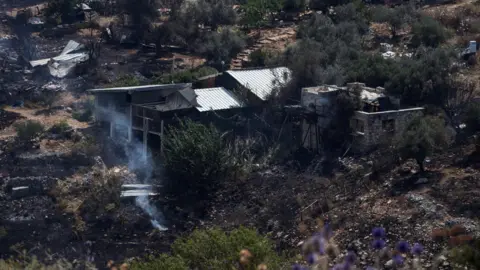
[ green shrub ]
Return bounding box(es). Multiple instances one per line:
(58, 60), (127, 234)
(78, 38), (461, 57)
(109, 75), (142, 87)
(72, 98), (94, 123)
(164, 119), (229, 200)
(396, 116), (449, 172)
(131, 227), (284, 270)
(450, 239), (480, 268)
(14, 120), (45, 141)
(411, 16), (451, 47)
(50, 120), (71, 135)
(70, 135), (99, 156)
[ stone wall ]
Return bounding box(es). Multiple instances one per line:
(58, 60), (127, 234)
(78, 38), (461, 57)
(351, 107), (424, 152)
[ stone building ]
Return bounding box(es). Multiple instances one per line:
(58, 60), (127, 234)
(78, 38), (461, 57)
(351, 107), (424, 152)
(300, 82), (424, 153)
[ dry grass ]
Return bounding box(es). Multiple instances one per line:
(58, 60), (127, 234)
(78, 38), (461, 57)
(53, 166), (123, 233)
(95, 16), (118, 28)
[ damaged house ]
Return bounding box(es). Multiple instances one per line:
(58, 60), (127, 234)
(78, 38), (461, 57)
(29, 40), (89, 78)
(301, 82), (424, 153)
(88, 83), (245, 155)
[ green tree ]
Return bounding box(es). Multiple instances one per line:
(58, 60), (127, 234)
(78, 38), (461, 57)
(164, 119), (229, 200)
(386, 47), (458, 107)
(243, 0), (284, 27)
(411, 16), (451, 48)
(372, 5), (414, 38)
(196, 27), (246, 69)
(397, 116), (449, 172)
(45, 0), (79, 24)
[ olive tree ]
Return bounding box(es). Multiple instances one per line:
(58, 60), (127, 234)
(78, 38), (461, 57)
(396, 116), (449, 172)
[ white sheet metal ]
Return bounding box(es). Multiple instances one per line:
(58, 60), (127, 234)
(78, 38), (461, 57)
(194, 87), (244, 112)
(226, 67), (291, 101)
(29, 40), (88, 78)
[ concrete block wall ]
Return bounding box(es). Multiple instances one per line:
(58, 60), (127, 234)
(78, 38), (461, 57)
(352, 107), (424, 152)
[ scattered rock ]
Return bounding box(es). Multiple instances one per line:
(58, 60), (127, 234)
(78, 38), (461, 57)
(415, 178), (428, 185)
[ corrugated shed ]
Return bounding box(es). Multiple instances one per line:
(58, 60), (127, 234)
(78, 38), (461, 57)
(194, 87), (244, 112)
(225, 67), (291, 101)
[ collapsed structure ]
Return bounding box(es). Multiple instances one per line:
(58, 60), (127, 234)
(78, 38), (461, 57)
(301, 82), (424, 152)
(29, 40), (89, 78)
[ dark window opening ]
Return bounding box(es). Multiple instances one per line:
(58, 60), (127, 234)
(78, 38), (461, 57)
(351, 119), (365, 133)
(382, 119), (395, 133)
(126, 93), (132, 103)
(158, 96), (167, 104)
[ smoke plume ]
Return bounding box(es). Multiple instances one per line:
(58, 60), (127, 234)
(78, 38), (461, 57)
(97, 106), (168, 231)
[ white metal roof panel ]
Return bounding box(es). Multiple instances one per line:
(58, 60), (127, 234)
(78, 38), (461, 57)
(194, 87), (244, 112)
(226, 67), (291, 101)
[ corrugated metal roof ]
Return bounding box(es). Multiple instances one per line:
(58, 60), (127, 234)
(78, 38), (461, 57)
(226, 67), (291, 101)
(88, 83), (192, 93)
(194, 87), (244, 112)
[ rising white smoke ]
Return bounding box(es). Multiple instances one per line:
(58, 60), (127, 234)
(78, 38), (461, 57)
(96, 106), (168, 231)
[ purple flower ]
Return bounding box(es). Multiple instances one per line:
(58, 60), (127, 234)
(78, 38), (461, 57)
(392, 254), (404, 265)
(313, 235), (326, 255)
(396, 241), (410, 253)
(372, 227), (386, 238)
(331, 263), (350, 270)
(412, 243), (424, 256)
(292, 264), (305, 270)
(323, 223), (333, 239)
(372, 239), (386, 250)
(345, 251), (356, 264)
(307, 253), (317, 265)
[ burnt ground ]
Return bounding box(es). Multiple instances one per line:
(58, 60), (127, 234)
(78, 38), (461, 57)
(0, 134), (192, 268)
(205, 141), (480, 268)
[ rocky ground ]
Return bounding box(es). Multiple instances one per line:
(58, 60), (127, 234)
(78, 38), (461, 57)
(206, 140), (480, 269)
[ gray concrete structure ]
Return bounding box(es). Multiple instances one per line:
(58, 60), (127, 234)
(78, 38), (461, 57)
(300, 83), (424, 153)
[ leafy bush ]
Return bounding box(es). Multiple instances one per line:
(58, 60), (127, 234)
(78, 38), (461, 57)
(72, 98), (95, 123)
(109, 74), (142, 87)
(70, 135), (99, 156)
(130, 254), (188, 270)
(248, 49), (270, 67)
(242, 0), (283, 27)
(385, 47), (458, 107)
(54, 165), (122, 234)
(372, 5), (415, 38)
(450, 239), (480, 269)
(164, 119), (229, 199)
(131, 227), (284, 270)
(14, 120), (45, 141)
(196, 27), (246, 69)
(396, 116), (449, 172)
(411, 16), (451, 47)
(49, 120), (71, 135)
